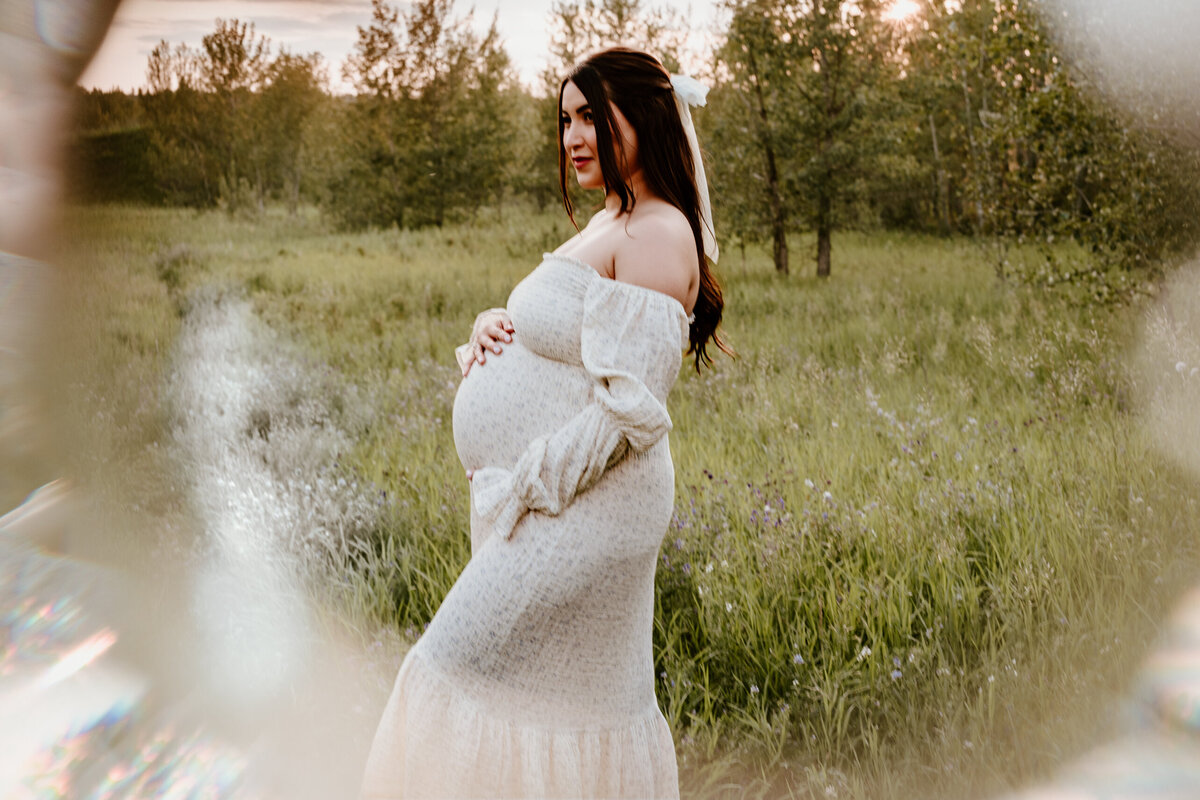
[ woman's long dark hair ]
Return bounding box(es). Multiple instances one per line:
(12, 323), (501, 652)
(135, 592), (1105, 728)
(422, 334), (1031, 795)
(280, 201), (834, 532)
(558, 47), (729, 371)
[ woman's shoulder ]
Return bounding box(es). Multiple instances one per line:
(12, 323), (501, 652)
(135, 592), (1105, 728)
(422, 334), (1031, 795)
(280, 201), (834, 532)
(613, 202), (697, 308)
(625, 201), (693, 243)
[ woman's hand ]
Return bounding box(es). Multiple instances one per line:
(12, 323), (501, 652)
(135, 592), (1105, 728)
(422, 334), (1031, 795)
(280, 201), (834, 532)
(462, 309), (514, 376)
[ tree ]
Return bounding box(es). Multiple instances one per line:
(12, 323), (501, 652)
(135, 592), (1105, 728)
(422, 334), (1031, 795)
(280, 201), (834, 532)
(715, 0), (894, 277)
(260, 51), (326, 213)
(199, 19), (270, 211)
(334, 0), (520, 228)
(711, 5), (793, 274)
(898, 0), (1200, 279)
(143, 40), (223, 205)
(544, 0), (688, 77)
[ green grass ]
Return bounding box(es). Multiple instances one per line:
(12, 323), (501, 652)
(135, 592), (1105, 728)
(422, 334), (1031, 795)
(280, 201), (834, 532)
(57, 204), (1200, 799)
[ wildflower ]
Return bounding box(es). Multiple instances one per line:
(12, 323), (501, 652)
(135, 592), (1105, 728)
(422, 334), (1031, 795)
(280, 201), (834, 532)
(793, 679), (800, 687)
(725, 602), (733, 612)
(857, 645), (872, 661)
(1177, 361), (1187, 374)
(750, 685), (759, 694)
(823, 491), (832, 502)
(890, 670), (902, 680)
(792, 653), (804, 665)
(805, 479), (815, 489)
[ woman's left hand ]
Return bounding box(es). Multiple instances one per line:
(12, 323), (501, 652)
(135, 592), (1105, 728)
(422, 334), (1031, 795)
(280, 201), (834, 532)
(462, 309), (514, 376)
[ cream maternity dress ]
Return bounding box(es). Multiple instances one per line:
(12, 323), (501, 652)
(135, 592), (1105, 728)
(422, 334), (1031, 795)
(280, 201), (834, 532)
(360, 253), (689, 799)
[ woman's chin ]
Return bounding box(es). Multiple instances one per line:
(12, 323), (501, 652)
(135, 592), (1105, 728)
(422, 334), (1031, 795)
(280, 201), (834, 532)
(573, 173), (603, 191)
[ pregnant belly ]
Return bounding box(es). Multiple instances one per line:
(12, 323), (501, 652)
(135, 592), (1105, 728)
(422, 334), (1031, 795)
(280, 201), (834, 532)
(452, 340), (591, 472)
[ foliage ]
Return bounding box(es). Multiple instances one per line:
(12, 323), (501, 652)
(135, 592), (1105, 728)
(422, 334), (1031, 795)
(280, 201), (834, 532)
(711, 0), (906, 277)
(69, 1), (1200, 272)
(322, 0), (521, 229)
(126, 21), (328, 211)
(69, 125), (162, 204)
(891, 0), (1200, 284)
(544, 0), (689, 78)
(701, 0), (1200, 281)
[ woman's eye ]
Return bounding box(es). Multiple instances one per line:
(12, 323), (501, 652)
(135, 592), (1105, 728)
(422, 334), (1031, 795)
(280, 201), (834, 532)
(559, 116), (570, 126)
(582, 112), (593, 123)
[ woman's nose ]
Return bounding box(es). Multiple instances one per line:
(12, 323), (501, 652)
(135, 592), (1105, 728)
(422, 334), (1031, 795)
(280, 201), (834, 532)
(563, 123), (580, 150)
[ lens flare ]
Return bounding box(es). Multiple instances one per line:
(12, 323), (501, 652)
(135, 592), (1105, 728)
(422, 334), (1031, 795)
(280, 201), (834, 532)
(883, 0), (922, 23)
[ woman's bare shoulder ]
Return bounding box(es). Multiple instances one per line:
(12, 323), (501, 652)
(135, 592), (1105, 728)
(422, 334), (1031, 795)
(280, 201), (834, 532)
(613, 203), (697, 307)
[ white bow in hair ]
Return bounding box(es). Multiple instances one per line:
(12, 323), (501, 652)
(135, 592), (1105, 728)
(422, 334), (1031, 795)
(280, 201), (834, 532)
(668, 74), (718, 265)
(669, 74), (709, 108)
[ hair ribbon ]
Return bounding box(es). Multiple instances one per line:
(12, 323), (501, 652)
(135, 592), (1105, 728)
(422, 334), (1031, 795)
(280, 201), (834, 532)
(670, 73), (718, 265)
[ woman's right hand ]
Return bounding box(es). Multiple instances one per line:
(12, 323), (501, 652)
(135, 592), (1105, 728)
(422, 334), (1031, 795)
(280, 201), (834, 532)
(462, 308), (514, 376)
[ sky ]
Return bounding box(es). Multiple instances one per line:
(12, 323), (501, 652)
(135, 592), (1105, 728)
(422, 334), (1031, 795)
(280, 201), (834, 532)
(78, 0), (723, 93)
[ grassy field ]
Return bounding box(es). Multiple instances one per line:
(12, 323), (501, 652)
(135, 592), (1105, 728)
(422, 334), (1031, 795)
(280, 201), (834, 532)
(52, 204), (1200, 799)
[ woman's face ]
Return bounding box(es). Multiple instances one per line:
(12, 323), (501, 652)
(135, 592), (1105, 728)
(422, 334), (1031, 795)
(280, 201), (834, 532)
(560, 80), (638, 191)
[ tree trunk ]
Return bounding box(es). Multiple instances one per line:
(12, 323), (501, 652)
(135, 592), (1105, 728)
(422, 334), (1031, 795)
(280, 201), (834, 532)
(747, 47), (788, 275)
(1072, 162), (1088, 219)
(816, 186), (832, 278)
(772, 216), (789, 276)
(288, 165), (300, 215)
(930, 112), (951, 234)
(961, 76), (986, 236)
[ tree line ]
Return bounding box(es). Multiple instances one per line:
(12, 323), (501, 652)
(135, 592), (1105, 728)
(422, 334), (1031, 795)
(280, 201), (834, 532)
(72, 0), (1200, 279)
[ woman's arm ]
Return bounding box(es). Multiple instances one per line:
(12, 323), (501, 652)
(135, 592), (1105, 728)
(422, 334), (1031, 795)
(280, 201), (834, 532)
(468, 279), (689, 540)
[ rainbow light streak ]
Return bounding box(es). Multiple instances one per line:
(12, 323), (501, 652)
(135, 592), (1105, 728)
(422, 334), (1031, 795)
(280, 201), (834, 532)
(1, 553), (89, 676)
(0, 504), (259, 797)
(90, 728), (251, 799)
(19, 700), (137, 799)
(33, 629), (117, 691)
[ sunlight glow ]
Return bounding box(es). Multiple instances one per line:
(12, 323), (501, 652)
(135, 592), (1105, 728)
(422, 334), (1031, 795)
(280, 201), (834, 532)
(883, 0), (922, 22)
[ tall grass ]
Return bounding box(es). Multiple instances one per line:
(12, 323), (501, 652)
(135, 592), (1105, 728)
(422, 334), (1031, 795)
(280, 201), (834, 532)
(59, 204), (1200, 799)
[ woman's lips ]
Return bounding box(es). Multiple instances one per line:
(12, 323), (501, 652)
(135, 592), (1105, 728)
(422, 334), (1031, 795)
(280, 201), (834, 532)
(572, 157), (592, 169)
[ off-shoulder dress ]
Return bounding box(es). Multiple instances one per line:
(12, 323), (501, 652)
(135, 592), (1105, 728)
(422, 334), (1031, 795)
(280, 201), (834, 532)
(360, 253), (689, 799)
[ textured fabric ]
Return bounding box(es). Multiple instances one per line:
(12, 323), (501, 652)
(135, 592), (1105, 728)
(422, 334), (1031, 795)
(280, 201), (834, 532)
(361, 253), (689, 799)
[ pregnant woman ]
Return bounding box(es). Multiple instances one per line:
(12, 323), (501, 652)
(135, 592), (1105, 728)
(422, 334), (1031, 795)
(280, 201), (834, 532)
(360, 47), (727, 799)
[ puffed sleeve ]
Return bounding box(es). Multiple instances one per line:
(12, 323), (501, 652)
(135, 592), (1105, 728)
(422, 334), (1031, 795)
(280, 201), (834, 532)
(468, 280), (690, 540)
